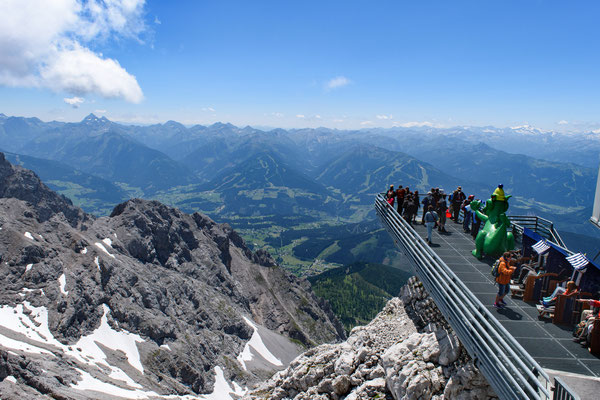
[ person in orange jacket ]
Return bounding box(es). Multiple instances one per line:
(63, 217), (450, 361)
(494, 252), (516, 308)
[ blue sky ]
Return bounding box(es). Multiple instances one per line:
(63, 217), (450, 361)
(1, 1), (599, 131)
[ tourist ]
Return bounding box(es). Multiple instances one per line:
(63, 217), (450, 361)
(494, 252), (516, 308)
(452, 186), (466, 223)
(471, 201), (482, 240)
(421, 191), (433, 224)
(541, 281), (578, 307)
(433, 187), (441, 205)
(396, 185), (405, 215)
(386, 185), (395, 207)
(436, 193), (448, 233)
(423, 205), (439, 245)
(462, 195), (474, 233)
(412, 191), (420, 223)
(574, 294), (600, 346)
(405, 194), (418, 225)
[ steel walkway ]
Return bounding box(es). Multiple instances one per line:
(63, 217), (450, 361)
(375, 194), (599, 399)
(409, 219), (600, 376)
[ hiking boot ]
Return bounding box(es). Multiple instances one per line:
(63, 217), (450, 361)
(493, 302), (504, 309)
(500, 299), (507, 306)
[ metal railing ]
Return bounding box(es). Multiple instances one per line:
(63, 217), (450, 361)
(508, 215), (566, 249)
(376, 194), (552, 399)
(552, 377), (580, 400)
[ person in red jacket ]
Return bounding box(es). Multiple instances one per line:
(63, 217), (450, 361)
(396, 186), (405, 215)
(494, 252), (516, 308)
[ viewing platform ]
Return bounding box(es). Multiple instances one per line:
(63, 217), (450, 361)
(375, 194), (600, 400)
(410, 219), (600, 377)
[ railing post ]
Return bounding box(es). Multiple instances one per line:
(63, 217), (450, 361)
(553, 377), (580, 400)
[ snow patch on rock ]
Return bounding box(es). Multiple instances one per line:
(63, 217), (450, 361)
(237, 317), (283, 370)
(95, 242), (115, 258)
(58, 273), (68, 295)
(76, 304), (145, 374)
(72, 368), (157, 399)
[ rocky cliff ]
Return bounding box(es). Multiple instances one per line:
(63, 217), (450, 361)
(244, 277), (498, 400)
(0, 152), (345, 399)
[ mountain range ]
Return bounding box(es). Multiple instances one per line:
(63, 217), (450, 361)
(0, 156), (495, 398)
(1, 112), (598, 268)
(0, 153), (344, 398)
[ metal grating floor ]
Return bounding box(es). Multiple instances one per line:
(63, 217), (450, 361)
(409, 218), (600, 377)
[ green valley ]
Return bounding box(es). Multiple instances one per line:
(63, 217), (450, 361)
(308, 262), (413, 333)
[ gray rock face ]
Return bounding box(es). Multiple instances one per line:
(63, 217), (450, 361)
(0, 152), (87, 227)
(244, 276), (498, 400)
(0, 153), (345, 399)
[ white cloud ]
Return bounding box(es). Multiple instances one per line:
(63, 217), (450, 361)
(360, 120), (373, 126)
(271, 112), (284, 118)
(326, 76), (350, 90)
(202, 107), (215, 112)
(315, 115), (322, 119)
(333, 119), (344, 123)
(296, 114), (305, 119)
(154, 16), (161, 25)
(558, 120), (569, 125)
(42, 44), (143, 102)
(63, 96), (84, 108)
(0, 0), (145, 103)
(376, 114), (393, 120)
(94, 109), (107, 114)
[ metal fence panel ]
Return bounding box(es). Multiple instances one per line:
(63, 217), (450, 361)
(553, 377), (580, 400)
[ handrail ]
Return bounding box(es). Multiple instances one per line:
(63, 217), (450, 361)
(376, 194), (551, 399)
(508, 215), (566, 249)
(552, 377), (580, 400)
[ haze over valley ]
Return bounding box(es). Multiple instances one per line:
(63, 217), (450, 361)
(1, 113), (598, 277)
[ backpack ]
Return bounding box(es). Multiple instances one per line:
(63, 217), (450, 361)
(425, 211), (437, 223)
(491, 259), (501, 278)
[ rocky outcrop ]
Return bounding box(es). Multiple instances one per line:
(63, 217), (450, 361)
(0, 153), (344, 399)
(244, 277), (498, 400)
(0, 152), (87, 227)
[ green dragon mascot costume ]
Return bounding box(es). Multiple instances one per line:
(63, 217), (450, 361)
(469, 184), (515, 259)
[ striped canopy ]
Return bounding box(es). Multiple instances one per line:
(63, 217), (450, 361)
(532, 240), (550, 255)
(566, 253), (590, 271)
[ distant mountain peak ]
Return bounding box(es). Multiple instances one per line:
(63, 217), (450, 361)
(82, 113), (98, 121)
(82, 113), (110, 125)
(509, 124), (545, 135)
(164, 120), (185, 128)
(210, 122), (236, 129)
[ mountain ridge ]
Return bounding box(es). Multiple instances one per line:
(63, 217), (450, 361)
(0, 153), (345, 398)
